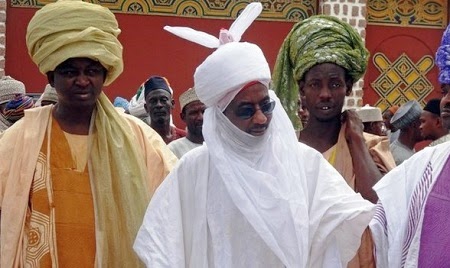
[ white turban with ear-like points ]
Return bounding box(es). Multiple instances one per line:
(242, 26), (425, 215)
(164, 2), (270, 110)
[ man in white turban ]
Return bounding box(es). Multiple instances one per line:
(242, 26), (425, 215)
(134, 3), (375, 267)
(0, 1), (177, 267)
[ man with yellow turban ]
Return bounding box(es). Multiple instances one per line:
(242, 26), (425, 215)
(272, 15), (396, 268)
(0, 0), (177, 267)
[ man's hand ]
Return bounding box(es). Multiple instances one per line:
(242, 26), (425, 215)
(342, 109), (364, 144)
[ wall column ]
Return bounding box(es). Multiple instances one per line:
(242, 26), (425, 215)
(319, 0), (367, 108)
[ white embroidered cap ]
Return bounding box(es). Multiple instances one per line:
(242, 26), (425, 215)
(164, 2), (270, 110)
(179, 87), (200, 110)
(356, 104), (383, 122)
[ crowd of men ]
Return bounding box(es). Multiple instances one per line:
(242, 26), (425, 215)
(0, 0), (449, 267)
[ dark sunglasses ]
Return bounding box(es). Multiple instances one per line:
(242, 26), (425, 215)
(234, 99), (276, 120)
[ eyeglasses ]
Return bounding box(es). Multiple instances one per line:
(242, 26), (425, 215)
(234, 99), (276, 120)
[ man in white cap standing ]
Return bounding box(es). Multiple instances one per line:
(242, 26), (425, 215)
(389, 100), (423, 165)
(134, 3), (375, 267)
(356, 104), (386, 136)
(370, 23), (450, 267)
(168, 87), (205, 158)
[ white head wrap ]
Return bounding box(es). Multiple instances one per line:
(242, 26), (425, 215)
(128, 85), (148, 119)
(161, 3), (309, 266)
(164, 2), (270, 111)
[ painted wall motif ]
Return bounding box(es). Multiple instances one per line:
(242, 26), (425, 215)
(367, 0), (447, 29)
(371, 52), (434, 110)
(11, 0), (317, 21)
(365, 0), (448, 111)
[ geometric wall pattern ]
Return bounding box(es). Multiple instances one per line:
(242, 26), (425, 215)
(371, 53), (435, 111)
(11, 0), (318, 21)
(367, 0), (448, 29)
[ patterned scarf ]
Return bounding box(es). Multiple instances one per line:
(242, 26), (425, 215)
(3, 94), (34, 122)
(272, 15), (369, 127)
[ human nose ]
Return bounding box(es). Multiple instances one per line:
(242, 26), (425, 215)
(318, 86), (332, 99)
(442, 92), (450, 107)
(252, 108), (268, 124)
(197, 111), (204, 121)
(75, 73), (90, 86)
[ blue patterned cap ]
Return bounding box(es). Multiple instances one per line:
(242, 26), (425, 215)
(390, 100), (422, 131)
(436, 24), (450, 84)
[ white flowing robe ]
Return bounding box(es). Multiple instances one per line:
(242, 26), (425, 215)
(370, 141), (450, 267)
(134, 91), (375, 268)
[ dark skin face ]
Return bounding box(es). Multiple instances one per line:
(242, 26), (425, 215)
(440, 84), (450, 130)
(298, 63), (380, 203)
(382, 110), (394, 130)
(299, 63), (352, 123)
(47, 57), (106, 110)
(419, 111), (441, 140)
(223, 83), (273, 136)
(297, 94), (309, 127)
(364, 121), (386, 136)
(181, 100), (205, 143)
(144, 89), (174, 125)
(46, 57), (107, 134)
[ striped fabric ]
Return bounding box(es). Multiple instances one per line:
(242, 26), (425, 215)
(401, 162), (433, 267)
(3, 94), (34, 122)
(372, 201), (388, 237)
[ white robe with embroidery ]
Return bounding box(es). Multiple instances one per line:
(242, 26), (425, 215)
(134, 91), (375, 268)
(370, 141), (450, 267)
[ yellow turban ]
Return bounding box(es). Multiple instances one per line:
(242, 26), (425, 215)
(26, 0), (123, 86)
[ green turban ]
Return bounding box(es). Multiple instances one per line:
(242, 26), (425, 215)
(272, 15), (369, 127)
(26, 0), (123, 86)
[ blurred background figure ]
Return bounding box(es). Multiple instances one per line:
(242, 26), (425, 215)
(0, 76), (31, 131)
(3, 94), (34, 124)
(356, 104), (386, 136)
(113, 96), (130, 113)
(168, 87), (205, 158)
(420, 98), (450, 146)
(382, 105), (399, 143)
(144, 75), (186, 144)
(297, 93), (309, 129)
(35, 84), (58, 107)
(128, 84), (150, 124)
(390, 100), (423, 165)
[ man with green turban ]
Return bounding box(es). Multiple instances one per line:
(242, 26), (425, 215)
(0, 0), (177, 267)
(273, 15), (396, 268)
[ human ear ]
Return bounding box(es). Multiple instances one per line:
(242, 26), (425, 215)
(345, 80), (353, 96)
(47, 72), (55, 87)
(298, 81), (305, 96)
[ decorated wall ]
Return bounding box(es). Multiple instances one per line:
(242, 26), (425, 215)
(3, 0), (450, 129)
(365, 0), (449, 110)
(5, 0), (317, 126)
